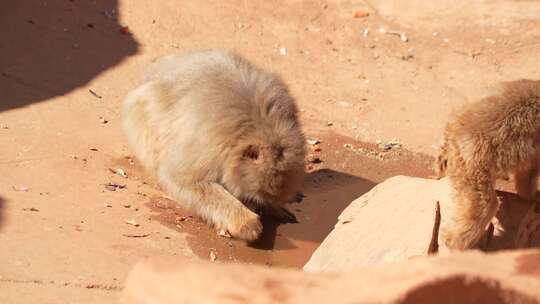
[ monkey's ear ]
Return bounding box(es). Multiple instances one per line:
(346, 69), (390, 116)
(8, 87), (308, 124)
(243, 145), (264, 164)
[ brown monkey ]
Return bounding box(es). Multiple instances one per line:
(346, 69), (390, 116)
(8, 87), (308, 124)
(122, 50), (306, 241)
(437, 79), (540, 250)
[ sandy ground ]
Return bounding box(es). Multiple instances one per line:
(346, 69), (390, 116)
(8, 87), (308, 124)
(1, 0), (540, 303)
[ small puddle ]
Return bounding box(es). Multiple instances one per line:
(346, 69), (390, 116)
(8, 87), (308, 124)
(145, 168), (375, 267)
(121, 132), (434, 268)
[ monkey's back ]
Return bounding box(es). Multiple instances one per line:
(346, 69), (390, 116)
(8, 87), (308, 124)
(445, 79), (540, 170)
(123, 50), (301, 179)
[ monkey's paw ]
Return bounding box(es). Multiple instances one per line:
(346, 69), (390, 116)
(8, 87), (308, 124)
(226, 211), (263, 241)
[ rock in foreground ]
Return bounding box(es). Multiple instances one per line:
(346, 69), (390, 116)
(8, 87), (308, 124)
(120, 250), (540, 304)
(304, 175), (451, 272)
(304, 175), (540, 272)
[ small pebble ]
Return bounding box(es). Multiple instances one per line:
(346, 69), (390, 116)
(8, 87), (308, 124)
(361, 28), (369, 37)
(13, 186), (29, 192)
(218, 230), (232, 238)
(125, 219), (140, 227)
(210, 250), (217, 262)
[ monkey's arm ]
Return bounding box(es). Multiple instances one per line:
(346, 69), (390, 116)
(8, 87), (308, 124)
(157, 170), (263, 241)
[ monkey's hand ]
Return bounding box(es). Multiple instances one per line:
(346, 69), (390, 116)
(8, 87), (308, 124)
(226, 209), (263, 241)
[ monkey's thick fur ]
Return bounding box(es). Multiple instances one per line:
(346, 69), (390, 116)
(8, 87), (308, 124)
(438, 79), (540, 250)
(122, 50), (306, 241)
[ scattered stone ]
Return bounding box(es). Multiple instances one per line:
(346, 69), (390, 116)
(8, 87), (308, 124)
(12, 186), (29, 192)
(337, 101), (351, 107)
(327, 121), (333, 126)
(175, 216), (191, 223)
(85, 283), (121, 290)
(102, 9), (116, 19)
(218, 230), (232, 238)
(99, 117), (108, 124)
(279, 47), (287, 56)
(379, 27), (408, 42)
(361, 28), (369, 37)
(125, 219), (140, 227)
(400, 54), (414, 61)
(378, 138), (402, 151)
(123, 233), (150, 238)
(353, 10), (369, 18)
(104, 203), (112, 208)
(108, 168), (128, 178)
(119, 26), (132, 35)
(22, 207), (39, 212)
(398, 33), (408, 42)
(343, 144), (353, 149)
(307, 139), (321, 145)
(210, 250), (217, 262)
(104, 182), (127, 191)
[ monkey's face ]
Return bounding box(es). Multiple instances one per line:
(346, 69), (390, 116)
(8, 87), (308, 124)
(225, 141), (305, 206)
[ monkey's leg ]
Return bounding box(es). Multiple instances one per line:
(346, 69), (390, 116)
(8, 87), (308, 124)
(515, 160), (539, 201)
(443, 169), (499, 250)
(158, 172), (263, 241)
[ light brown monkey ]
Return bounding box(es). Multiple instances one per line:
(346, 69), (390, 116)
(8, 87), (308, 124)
(122, 50), (306, 241)
(437, 79), (540, 250)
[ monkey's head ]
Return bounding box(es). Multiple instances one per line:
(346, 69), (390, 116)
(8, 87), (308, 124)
(223, 134), (306, 207)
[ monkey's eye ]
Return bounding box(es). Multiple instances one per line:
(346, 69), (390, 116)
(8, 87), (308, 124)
(243, 145), (259, 160)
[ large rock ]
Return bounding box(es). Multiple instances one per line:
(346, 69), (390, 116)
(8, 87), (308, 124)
(120, 250), (540, 304)
(304, 176), (451, 272)
(304, 176), (540, 272)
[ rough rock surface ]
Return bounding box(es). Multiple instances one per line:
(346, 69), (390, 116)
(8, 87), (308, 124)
(120, 250), (540, 304)
(304, 176), (540, 272)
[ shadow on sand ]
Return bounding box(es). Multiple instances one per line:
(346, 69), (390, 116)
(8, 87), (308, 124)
(0, 1), (138, 112)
